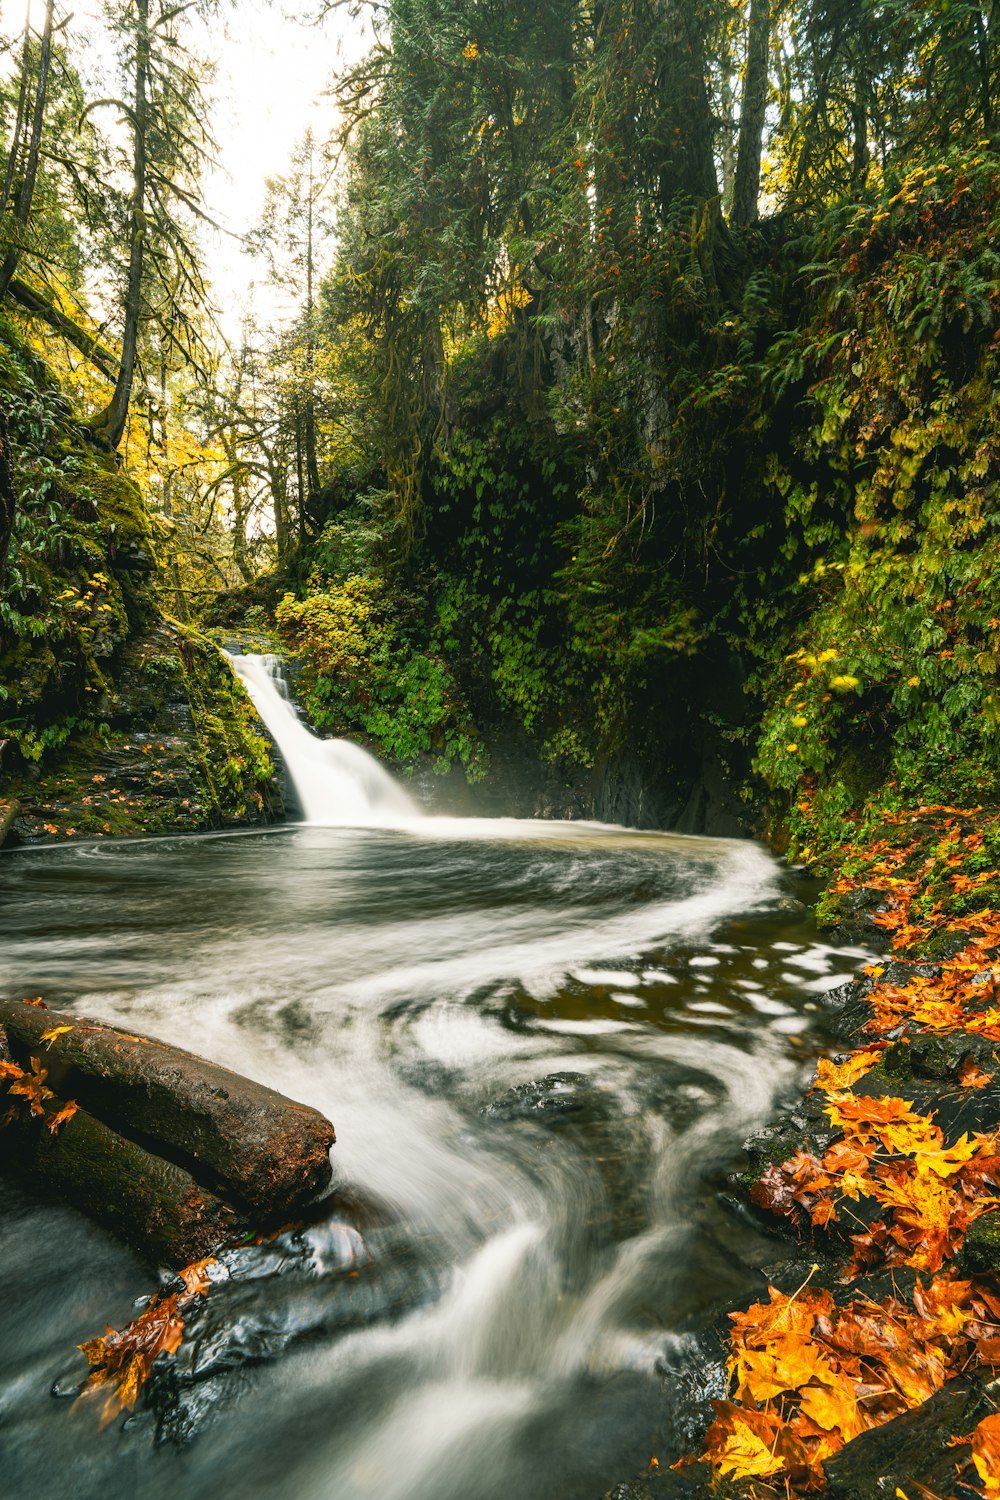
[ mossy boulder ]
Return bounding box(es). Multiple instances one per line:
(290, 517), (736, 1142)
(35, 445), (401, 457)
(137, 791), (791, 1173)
(5, 622), (282, 842)
(0, 316), (284, 842)
(958, 1208), (1000, 1278)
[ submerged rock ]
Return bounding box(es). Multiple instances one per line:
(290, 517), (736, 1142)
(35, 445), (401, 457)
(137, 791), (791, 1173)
(958, 1208), (1000, 1278)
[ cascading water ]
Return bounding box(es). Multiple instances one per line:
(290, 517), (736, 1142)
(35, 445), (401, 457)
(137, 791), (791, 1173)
(0, 711), (872, 1500)
(228, 651), (418, 826)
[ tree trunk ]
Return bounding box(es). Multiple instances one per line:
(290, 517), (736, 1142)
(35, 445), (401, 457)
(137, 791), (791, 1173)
(7, 275), (120, 382)
(0, 2), (34, 219)
(850, 55), (870, 192)
(0, 0), (55, 297)
(158, 354), (188, 620)
(0, 393), (17, 587)
(732, 0), (771, 227)
(973, 8), (994, 131)
(8, 1094), (240, 1266)
(0, 998), (337, 1217)
(294, 397), (307, 547)
(231, 469), (253, 584)
(657, 0), (720, 213)
(89, 0), (149, 450)
(272, 464), (288, 562)
(304, 154), (320, 510)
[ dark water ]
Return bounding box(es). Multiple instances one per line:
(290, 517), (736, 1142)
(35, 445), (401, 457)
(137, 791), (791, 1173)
(0, 820), (868, 1500)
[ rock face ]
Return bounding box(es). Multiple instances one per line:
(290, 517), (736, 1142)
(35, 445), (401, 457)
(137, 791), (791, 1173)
(0, 795), (17, 846)
(0, 321), (284, 846)
(4, 622), (284, 843)
(0, 999), (336, 1220)
(822, 1373), (1000, 1498)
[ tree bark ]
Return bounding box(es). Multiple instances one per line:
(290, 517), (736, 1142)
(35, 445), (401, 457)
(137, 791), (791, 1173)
(0, 3), (34, 219)
(0, 0), (55, 297)
(732, 0), (771, 227)
(9, 1096), (240, 1266)
(7, 276), (120, 383)
(89, 0), (150, 450)
(0, 387), (16, 585)
(0, 999), (336, 1216)
(657, 0), (720, 213)
(0, 393), (18, 587)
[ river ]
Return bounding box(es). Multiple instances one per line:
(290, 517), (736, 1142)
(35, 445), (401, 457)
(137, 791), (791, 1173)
(0, 658), (868, 1500)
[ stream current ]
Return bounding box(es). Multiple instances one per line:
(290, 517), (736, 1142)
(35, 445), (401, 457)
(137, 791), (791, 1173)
(0, 660), (869, 1500)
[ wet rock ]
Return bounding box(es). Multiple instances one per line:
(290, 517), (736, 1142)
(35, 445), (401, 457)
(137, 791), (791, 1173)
(483, 1072), (613, 1124)
(958, 1208), (1000, 1279)
(848, 1056), (1000, 1144)
(602, 1471), (712, 1499)
(822, 978), (878, 1044)
(0, 795), (18, 846)
(741, 1091), (836, 1186)
(146, 1219), (443, 1445)
(881, 1030), (1000, 1085)
(822, 1372), (998, 1498)
(823, 886), (894, 944)
(6, 622), (283, 843)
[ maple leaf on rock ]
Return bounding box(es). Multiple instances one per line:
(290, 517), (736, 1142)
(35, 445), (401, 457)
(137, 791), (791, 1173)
(78, 1256), (222, 1426)
(970, 1411), (1000, 1496)
(79, 1294), (186, 1428)
(47, 1099), (79, 1134)
(701, 1402), (788, 1479)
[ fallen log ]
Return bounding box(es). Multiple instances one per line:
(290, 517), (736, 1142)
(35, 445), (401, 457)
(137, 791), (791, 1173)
(0, 999), (336, 1216)
(7, 1094), (240, 1265)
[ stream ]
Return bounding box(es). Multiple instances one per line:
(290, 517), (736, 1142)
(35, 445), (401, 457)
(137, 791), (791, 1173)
(0, 657), (870, 1500)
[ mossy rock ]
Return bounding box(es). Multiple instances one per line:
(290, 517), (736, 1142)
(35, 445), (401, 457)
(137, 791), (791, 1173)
(958, 1208), (1000, 1278)
(76, 458), (155, 555)
(4, 622), (282, 841)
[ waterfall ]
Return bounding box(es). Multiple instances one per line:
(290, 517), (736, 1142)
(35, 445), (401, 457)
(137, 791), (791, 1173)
(228, 652), (419, 826)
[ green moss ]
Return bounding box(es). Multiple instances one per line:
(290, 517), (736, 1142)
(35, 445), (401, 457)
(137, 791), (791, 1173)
(172, 625), (275, 821)
(958, 1209), (1000, 1277)
(78, 460), (155, 553)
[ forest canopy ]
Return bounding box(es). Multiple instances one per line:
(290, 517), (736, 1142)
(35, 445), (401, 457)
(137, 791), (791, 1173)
(0, 0), (999, 844)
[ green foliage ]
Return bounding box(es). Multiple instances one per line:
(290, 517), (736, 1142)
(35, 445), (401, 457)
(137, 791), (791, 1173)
(752, 147), (1000, 863)
(276, 574), (487, 777)
(0, 320), (143, 760)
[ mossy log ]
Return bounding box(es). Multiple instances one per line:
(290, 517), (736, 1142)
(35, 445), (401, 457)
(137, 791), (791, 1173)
(7, 1097), (239, 1265)
(0, 999), (336, 1216)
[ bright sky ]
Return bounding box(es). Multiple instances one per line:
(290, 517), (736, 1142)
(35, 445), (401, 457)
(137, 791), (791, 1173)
(2, 0), (373, 343)
(198, 0), (372, 341)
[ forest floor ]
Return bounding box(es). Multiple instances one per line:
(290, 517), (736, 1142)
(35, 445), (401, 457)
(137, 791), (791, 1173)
(642, 803), (1000, 1498)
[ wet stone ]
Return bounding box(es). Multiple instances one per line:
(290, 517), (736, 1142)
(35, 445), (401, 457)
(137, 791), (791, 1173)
(958, 1207), (1000, 1278)
(852, 1072), (1000, 1144)
(482, 1072), (617, 1124)
(881, 1030), (1000, 1084)
(822, 1372), (998, 1498)
(144, 1221), (442, 1446)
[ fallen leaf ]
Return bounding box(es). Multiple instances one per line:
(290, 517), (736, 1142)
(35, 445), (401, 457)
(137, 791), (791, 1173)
(40, 1025), (74, 1047)
(970, 1411), (1000, 1496)
(47, 1099), (79, 1134)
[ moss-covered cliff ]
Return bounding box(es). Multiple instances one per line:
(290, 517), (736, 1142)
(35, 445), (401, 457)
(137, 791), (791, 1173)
(0, 317), (280, 844)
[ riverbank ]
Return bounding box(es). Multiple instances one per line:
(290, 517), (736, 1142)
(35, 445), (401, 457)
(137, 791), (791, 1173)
(610, 803), (1000, 1497)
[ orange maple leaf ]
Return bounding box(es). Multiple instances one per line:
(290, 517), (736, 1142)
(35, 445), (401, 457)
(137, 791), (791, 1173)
(970, 1412), (1000, 1495)
(47, 1099), (79, 1134)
